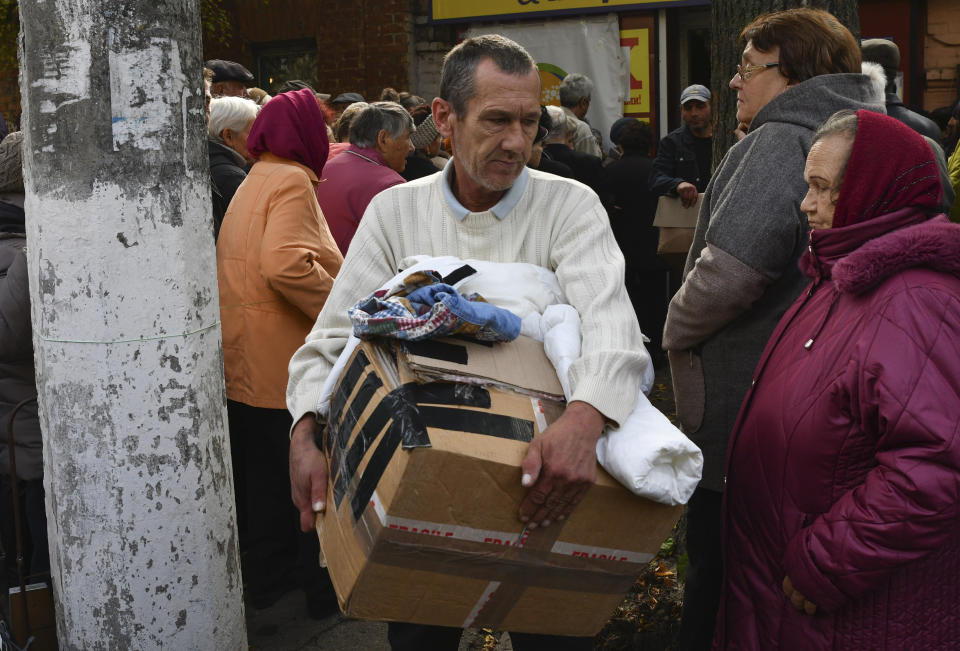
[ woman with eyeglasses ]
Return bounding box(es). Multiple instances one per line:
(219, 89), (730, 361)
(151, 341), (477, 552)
(662, 9), (887, 649)
(715, 109), (960, 649)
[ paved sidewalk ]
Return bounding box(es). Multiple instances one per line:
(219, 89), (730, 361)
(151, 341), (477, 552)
(246, 589), (389, 651)
(246, 589), (510, 650)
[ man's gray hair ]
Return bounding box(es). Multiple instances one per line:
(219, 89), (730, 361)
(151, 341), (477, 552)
(349, 101), (414, 149)
(207, 96), (260, 142)
(439, 34), (537, 115)
(559, 73), (593, 108)
(544, 105), (567, 143)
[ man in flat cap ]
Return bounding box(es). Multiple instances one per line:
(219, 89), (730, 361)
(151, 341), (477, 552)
(649, 84), (713, 208)
(860, 39), (941, 142)
(330, 92), (366, 119)
(860, 39), (954, 214)
(205, 59), (255, 99)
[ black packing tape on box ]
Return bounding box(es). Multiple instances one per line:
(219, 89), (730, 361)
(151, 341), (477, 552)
(408, 382), (491, 409)
(335, 372), (383, 453)
(401, 339), (469, 365)
(349, 402), (409, 520)
(329, 349), (371, 430)
(345, 400), (536, 521)
(332, 379), (496, 507)
(329, 343), (536, 521)
(416, 406), (534, 442)
(333, 394), (397, 509)
(441, 264), (477, 286)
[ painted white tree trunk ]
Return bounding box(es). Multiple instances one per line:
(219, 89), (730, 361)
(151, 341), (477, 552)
(18, 0), (247, 648)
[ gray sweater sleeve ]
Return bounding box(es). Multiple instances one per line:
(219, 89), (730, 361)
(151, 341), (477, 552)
(664, 126), (810, 349)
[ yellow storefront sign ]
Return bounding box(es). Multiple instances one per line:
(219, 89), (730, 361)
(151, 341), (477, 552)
(433, 0), (692, 21)
(621, 27), (650, 115)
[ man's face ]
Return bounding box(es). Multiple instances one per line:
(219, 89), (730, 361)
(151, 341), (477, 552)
(211, 80), (248, 98)
(379, 129), (412, 173)
(681, 100), (711, 132)
(435, 59), (542, 194)
(729, 41), (790, 126)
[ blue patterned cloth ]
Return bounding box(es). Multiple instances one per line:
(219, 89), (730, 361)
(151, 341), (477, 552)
(348, 271), (521, 342)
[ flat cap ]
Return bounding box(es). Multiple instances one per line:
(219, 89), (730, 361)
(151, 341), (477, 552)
(332, 92), (365, 105)
(860, 38), (900, 75)
(205, 59), (255, 85)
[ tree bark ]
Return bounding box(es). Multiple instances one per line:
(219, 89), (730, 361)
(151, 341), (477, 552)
(711, 0), (861, 161)
(18, 0), (246, 648)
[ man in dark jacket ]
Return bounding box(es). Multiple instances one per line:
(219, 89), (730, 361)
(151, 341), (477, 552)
(542, 105), (603, 196)
(861, 38), (942, 143)
(648, 84), (713, 207)
(528, 106), (574, 178)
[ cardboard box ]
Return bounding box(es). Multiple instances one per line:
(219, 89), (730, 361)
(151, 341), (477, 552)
(319, 336), (682, 637)
(654, 195), (702, 255)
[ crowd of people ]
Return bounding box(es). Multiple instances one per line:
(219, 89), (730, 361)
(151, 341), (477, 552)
(1, 6), (959, 650)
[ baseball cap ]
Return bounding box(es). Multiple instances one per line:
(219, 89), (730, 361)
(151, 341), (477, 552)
(680, 84), (711, 105)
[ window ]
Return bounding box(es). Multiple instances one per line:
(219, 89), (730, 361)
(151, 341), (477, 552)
(252, 38), (318, 94)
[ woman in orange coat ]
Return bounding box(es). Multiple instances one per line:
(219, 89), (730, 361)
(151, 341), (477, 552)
(216, 88), (342, 611)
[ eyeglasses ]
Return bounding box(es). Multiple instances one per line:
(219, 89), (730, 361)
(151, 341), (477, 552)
(735, 62), (780, 82)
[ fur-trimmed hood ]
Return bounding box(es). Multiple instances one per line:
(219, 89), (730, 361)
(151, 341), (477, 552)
(801, 213), (960, 295)
(833, 216), (960, 293)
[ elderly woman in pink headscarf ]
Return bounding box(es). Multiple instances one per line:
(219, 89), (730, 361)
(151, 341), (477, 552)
(216, 88), (342, 611)
(715, 109), (960, 649)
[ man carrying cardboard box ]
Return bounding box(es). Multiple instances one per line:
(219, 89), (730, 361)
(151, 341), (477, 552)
(648, 84), (714, 208)
(287, 34), (649, 649)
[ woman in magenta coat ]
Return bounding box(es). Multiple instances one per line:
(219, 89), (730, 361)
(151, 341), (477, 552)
(715, 109), (960, 649)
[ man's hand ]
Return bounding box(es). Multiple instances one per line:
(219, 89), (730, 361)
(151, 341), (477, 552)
(676, 181), (699, 208)
(782, 576), (817, 615)
(518, 401), (606, 527)
(290, 414), (328, 533)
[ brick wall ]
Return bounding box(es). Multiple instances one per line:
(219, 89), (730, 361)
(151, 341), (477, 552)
(315, 0), (412, 101)
(202, 0), (415, 104)
(204, 0), (413, 100)
(924, 0), (960, 110)
(410, 0), (460, 101)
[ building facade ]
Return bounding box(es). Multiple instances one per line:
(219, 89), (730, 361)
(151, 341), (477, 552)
(0, 1), (956, 133)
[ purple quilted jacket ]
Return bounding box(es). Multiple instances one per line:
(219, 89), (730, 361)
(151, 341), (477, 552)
(714, 211), (960, 649)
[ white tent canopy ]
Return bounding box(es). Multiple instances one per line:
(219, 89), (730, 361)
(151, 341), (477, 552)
(467, 14), (628, 155)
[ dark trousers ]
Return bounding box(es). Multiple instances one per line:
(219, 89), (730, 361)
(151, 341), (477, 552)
(387, 622), (594, 650)
(227, 400), (327, 602)
(678, 486), (723, 650)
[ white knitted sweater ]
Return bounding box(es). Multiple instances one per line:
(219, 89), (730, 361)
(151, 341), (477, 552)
(286, 168), (646, 426)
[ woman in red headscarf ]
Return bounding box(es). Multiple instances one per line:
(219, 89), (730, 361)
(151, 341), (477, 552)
(714, 109), (960, 649)
(216, 88), (342, 611)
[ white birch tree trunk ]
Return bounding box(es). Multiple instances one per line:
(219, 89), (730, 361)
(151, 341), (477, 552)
(17, 0), (247, 648)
